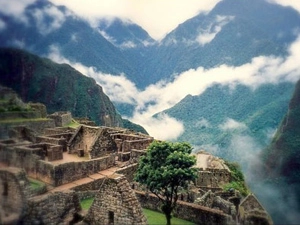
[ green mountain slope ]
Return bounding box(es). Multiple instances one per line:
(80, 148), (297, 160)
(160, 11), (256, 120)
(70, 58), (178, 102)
(162, 83), (294, 161)
(248, 80), (300, 225)
(263, 80), (300, 181)
(0, 47), (123, 127)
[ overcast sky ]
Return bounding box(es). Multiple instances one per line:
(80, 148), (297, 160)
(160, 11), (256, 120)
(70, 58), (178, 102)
(48, 0), (300, 40)
(49, 0), (221, 40)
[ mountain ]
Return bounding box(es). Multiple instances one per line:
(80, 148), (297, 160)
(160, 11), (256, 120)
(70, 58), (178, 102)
(98, 18), (155, 49)
(1, 0), (300, 90)
(140, 0), (300, 86)
(248, 80), (300, 225)
(262, 79), (300, 182)
(1, 1), (300, 143)
(0, 0), (144, 85)
(0, 47), (123, 127)
(161, 82), (295, 161)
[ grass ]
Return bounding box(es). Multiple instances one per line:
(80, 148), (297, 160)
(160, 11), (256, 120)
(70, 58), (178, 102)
(0, 118), (50, 124)
(80, 197), (94, 210)
(143, 208), (195, 225)
(29, 178), (45, 190)
(65, 119), (80, 128)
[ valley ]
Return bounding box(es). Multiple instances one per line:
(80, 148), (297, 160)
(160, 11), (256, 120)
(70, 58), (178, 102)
(1, 0), (300, 224)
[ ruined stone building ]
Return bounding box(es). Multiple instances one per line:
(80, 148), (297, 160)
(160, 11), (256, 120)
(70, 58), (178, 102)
(0, 88), (272, 225)
(0, 89), (151, 224)
(0, 120), (151, 224)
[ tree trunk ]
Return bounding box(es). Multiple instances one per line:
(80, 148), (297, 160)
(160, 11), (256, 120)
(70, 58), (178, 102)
(165, 212), (171, 225)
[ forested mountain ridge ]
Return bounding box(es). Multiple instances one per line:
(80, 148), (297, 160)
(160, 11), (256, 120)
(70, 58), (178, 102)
(248, 79), (300, 224)
(139, 0), (300, 86)
(0, 47), (122, 127)
(162, 83), (295, 161)
(0, 47), (147, 134)
(1, 0), (300, 89)
(262, 79), (300, 182)
(0, 0), (145, 86)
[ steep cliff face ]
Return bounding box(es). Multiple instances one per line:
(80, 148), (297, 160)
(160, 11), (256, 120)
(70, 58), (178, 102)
(0, 48), (123, 127)
(263, 80), (300, 181)
(253, 80), (300, 224)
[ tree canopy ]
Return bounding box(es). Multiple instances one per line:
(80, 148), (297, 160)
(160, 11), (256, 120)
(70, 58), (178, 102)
(135, 141), (198, 225)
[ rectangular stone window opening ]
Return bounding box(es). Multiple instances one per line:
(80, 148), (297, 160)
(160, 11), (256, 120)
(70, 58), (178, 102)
(108, 211), (114, 225)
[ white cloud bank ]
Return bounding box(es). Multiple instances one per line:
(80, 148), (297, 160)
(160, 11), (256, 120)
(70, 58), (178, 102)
(32, 4), (69, 35)
(47, 36), (300, 141)
(49, 0), (221, 40)
(0, 0), (36, 24)
(268, 0), (300, 13)
(197, 15), (234, 46)
(219, 118), (247, 131)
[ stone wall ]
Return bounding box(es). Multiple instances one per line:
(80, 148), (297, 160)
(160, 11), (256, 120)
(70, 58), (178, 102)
(47, 111), (72, 127)
(47, 145), (63, 161)
(84, 175), (147, 225)
(116, 163), (138, 182)
(0, 144), (45, 170)
(196, 168), (231, 188)
(28, 102), (47, 118)
(135, 191), (234, 225)
(71, 176), (107, 192)
(76, 190), (98, 201)
(43, 127), (75, 136)
(89, 129), (117, 159)
(0, 167), (29, 224)
(52, 154), (115, 186)
(36, 136), (67, 151)
(130, 149), (146, 163)
(0, 119), (55, 137)
(0, 143), (115, 186)
(23, 190), (81, 225)
(238, 194), (272, 225)
(121, 139), (153, 152)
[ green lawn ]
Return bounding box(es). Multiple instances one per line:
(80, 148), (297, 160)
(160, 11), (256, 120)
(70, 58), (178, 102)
(65, 119), (80, 128)
(29, 178), (45, 190)
(0, 118), (50, 124)
(80, 197), (94, 210)
(143, 208), (195, 225)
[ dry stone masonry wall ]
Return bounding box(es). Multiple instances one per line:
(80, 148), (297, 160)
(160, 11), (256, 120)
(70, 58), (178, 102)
(84, 175), (147, 225)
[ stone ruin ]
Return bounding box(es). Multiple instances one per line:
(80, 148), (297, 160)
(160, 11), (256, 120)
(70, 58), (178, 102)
(0, 121), (273, 224)
(0, 87), (273, 224)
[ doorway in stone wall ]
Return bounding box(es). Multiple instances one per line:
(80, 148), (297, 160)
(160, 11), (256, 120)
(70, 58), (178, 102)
(108, 211), (114, 225)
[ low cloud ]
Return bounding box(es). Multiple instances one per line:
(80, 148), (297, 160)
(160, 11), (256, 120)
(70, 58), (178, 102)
(32, 5), (69, 35)
(49, 0), (221, 40)
(0, 0), (36, 24)
(47, 36), (300, 140)
(0, 19), (6, 31)
(219, 118), (247, 131)
(268, 0), (300, 13)
(197, 15), (234, 46)
(132, 113), (184, 141)
(195, 118), (211, 129)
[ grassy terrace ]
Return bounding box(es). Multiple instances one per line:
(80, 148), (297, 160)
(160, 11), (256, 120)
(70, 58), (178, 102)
(143, 208), (195, 225)
(80, 197), (94, 210)
(79, 197), (195, 224)
(0, 118), (51, 124)
(29, 178), (45, 190)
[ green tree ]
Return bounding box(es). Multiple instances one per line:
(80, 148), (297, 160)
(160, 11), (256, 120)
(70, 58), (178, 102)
(135, 141), (198, 225)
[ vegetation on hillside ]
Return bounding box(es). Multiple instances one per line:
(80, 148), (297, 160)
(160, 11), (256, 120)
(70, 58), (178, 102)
(0, 48), (124, 127)
(163, 83), (294, 161)
(223, 161), (250, 197)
